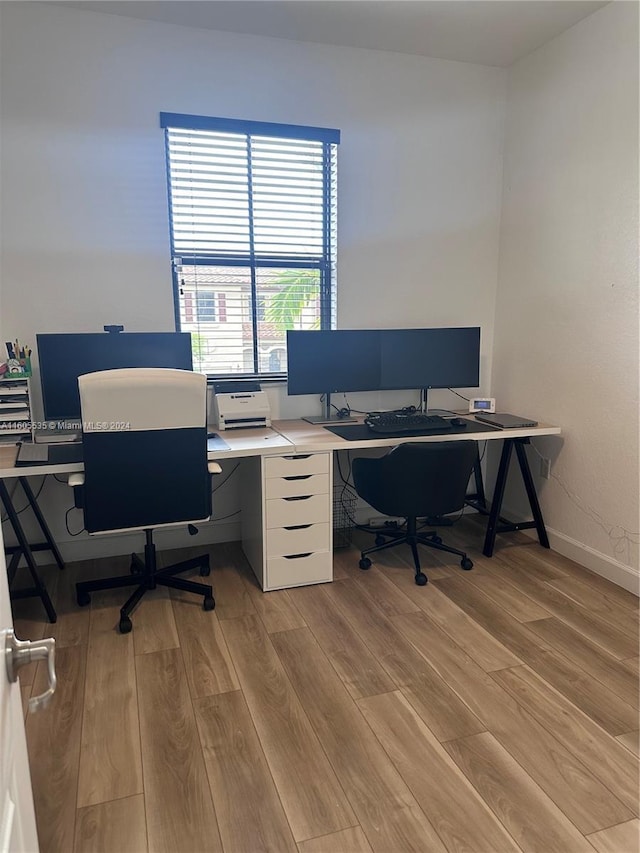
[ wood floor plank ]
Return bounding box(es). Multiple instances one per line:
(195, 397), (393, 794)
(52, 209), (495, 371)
(209, 542), (258, 620)
(171, 593), (239, 697)
(358, 691), (520, 852)
(403, 582), (522, 671)
(287, 583), (396, 699)
(324, 578), (485, 741)
(392, 610), (633, 834)
(492, 665), (639, 816)
(194, 690), (297, 853)
(464, 568), (552, 622)
(443, 732), (594, 853)
(51, 559), (97, 649)
(239, 561), (308, 633)
(586, 819), (640, 853)
(132, 586), (180, 655)
(26, 645), (86, 853)
(221, 614), (356, 841)
(546, 575), (639, 639)
(528, 617), (639, 710)
(135, 647), (223, 853)
(74, 794), (147, 853)
(348, 566), (421, 616)
(480, 559), (638, 658)
(616, 731), (640, 757)
(435, 576), (639, 734)
(271, 627), (449, 853)
(297, 826), (374, 853)
(77, 601), (143, 807)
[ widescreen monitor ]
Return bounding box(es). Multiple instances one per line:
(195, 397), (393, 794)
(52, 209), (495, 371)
(380, 327), (480, 390)
(286, 330), (380, 395)
(37, 332), (193, 421)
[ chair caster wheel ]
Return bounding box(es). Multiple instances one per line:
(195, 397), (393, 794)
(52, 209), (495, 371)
(432, 536), (443, 545)
(199, 564), (211, 577)
(119, 616), (132, 634)
(375, 535), (386, 546)
(203, 596), (215, 611)
(461, 557), (474, 571)
(77, 590), (91, 607)
(415, 573), (428, 586)
(359, 557), (372, 570)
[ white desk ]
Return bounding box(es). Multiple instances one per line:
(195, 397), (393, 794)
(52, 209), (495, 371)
(1, 417), (561, 598)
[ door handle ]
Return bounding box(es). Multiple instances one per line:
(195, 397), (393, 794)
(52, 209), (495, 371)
(3, 629), (57, 713)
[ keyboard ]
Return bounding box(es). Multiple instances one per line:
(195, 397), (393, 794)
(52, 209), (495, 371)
(364, 412), (452, 434)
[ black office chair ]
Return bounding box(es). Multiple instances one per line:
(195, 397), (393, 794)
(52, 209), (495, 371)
(353, 441), (476, 585)
(70, 368), (221, 633)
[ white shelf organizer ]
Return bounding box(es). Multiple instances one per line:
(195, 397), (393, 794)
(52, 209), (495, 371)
(0, 376), (34, 442)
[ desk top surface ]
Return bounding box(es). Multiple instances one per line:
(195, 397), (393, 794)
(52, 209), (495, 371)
(0, 416), (561, 478)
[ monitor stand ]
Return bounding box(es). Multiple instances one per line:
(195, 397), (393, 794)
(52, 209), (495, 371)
(302, 393), (356, 425)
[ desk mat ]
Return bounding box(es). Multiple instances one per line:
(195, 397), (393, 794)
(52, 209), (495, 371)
(207, 433), (231, 452)
(324, 420), (500, 442)
(16, 443), (84, 467)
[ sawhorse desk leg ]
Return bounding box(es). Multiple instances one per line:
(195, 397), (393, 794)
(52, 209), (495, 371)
(1, 477), (63, 623)
(483, 437), (550, 557)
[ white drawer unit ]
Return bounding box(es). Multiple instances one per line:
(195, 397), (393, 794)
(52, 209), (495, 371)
(241, 452), (333, 591)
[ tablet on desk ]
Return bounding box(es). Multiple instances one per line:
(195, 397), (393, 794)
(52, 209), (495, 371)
(474, 413), (538, 429)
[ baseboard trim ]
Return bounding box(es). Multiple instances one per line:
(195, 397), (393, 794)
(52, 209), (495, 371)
(521, 525), (640, 596)
(50, 521), (242, 564)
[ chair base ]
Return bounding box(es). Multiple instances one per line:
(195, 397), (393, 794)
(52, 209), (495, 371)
(359, 518), (473, 585)
(76, 529), (214, 633)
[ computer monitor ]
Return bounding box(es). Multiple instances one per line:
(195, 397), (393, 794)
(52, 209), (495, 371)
(286, 330), (380, 395)
(380, 327), (480, 390)
(37, 332), (193, 422)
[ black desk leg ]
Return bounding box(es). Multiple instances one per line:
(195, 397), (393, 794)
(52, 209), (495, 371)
(482, 439), (513, 557)
(472, 450), (487, 509)
(0, 481), (57, 623)
(19, 477), (65, 570)
(514, 440), (550, 549)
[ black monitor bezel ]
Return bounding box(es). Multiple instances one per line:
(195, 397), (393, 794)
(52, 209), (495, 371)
(37, 331), (193, 422)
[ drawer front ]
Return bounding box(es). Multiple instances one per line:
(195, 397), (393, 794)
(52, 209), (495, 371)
(264, 453), (329, 479)
(265, 494), (329, 529)
(266, 473), (329, 500)
(267, 523), (330, 557)
(267, 551), (332, 589)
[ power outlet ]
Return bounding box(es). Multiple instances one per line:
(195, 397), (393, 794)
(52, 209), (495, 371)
(540, 457), (551, 479)
(368, 516), (404, 528)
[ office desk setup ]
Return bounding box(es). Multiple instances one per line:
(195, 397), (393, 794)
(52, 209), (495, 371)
(1, 415), (560, 609)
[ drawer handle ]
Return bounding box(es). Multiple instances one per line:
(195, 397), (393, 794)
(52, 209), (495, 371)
(284, 524), (312, 531)
(283, 454), (311, 460)
(283, 475), (312, 481)
(283, 495), (312, 502)
(283, 553), (312, 560)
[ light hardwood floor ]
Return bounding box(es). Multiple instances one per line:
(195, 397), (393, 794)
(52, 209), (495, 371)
(12, 517), (640, 853)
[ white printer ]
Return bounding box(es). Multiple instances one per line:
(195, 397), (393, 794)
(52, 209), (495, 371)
(212, 382), (271, 430)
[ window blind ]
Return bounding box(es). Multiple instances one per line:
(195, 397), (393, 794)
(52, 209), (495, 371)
(161, 113), (339, 378)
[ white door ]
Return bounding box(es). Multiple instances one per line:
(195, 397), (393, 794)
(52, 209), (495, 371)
(0, 520), (50, 853)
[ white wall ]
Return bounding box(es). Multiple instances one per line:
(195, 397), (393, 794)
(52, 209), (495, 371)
(0, 3), (505, 558)
(493, 1), (639, 591)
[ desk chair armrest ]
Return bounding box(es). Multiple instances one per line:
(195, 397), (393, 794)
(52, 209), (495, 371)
(208, 462), (222, 475)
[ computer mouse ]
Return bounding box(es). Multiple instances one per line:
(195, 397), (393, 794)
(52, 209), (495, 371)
(451, 418), (468, 427)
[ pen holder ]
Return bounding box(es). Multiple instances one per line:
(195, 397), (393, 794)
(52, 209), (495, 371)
(6, 357), (32, 377)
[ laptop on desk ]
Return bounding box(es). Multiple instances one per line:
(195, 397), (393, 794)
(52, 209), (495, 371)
(474, 413), (538, 429)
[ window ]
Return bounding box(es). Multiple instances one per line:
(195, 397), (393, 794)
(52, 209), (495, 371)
(161, 113), (340, 378)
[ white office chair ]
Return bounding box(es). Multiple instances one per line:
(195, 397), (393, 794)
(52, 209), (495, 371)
(71, 368), (221, 633)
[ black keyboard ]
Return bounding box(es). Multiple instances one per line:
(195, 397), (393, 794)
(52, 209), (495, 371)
(364, 412), (452, 434)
